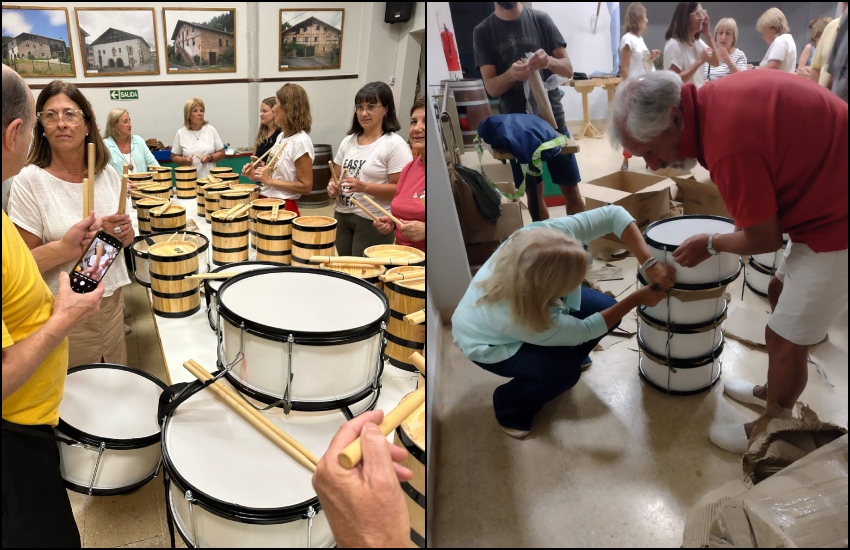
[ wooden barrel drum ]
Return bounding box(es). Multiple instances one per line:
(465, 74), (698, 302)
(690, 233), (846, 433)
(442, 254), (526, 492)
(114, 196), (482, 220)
(147, 241), (200, 318)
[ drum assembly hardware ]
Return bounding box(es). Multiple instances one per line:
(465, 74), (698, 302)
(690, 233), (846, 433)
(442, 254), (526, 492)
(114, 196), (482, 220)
(85, 441), (107, 495)
(184, 489), (198, 545)
(306, 505), (316, 548)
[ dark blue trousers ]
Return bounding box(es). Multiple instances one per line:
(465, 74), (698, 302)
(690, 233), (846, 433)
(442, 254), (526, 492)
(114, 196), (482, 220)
(474, 287), (619, 431)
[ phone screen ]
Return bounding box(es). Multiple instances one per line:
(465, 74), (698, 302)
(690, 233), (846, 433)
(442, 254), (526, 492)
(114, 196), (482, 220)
(70, 231), (122, 293)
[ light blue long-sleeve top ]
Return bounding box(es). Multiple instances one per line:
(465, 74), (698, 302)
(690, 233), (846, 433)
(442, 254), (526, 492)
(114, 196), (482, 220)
(103, 135), (159, 177)
(451, 205), (636, 364)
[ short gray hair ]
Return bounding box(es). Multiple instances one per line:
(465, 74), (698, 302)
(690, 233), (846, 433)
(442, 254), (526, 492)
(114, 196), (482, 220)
(2, 65), (32, 131)
(609, 70), (683, 149)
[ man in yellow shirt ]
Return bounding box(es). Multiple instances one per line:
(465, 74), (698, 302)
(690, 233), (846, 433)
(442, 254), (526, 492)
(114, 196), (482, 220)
(2, 64), (104, 547)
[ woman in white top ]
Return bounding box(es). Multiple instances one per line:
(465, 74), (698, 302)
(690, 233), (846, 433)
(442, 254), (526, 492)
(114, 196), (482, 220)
(170, 98), (225, 179)
(9, 80), (133, 367)
(326, 81), (413, 256)
(663, 2), (720, 89)
(243, 83), (314, 217)
(618, 2), (660, 170)
(705, 18), (748, 82)
(102, 108), (159, 178)
(756, 8), (797, 73)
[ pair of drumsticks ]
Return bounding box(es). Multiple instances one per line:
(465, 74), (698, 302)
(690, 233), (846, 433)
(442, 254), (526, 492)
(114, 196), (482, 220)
(328, 163), (403, 226)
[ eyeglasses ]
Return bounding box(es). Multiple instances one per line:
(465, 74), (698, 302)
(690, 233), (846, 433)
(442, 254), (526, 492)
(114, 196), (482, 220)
(37, 109), (84, 127)
(355, 103), (384, 114)
(690, 9), (708, 19)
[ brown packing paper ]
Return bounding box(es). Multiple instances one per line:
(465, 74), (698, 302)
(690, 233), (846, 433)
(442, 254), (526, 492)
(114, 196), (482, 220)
(667, 284), (727, 302)
(671, 176), (732, 218)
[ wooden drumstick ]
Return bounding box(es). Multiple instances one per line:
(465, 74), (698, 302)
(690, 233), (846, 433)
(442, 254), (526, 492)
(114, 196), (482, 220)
(404, 310), (426, 326)
(328, 161), (339, 186)
(183, 360), (318, 472)
(360, 195), (403, 226)
(87, 142), (95, 199)
(82, 177), (95, 218)
(152, 199), (172, 217)
(220, 202), (244, 219)
(226, 203), (252, 221)
(310, 255), (415, 266)
(349, 197), (381, 222)
(249, 146), (274, 168)
(117, 165), (129, 215)
(379, 270), (426, 282)
(338, 386), (426, 469)
(408, 351), (426, 375)
(271, 203), (279, 221)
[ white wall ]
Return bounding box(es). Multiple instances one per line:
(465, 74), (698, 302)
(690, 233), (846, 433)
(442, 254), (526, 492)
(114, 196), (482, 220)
(12, 2), (423, 154)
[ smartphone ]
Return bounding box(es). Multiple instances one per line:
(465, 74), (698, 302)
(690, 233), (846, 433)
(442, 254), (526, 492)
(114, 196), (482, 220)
(70, 229), (124, 294)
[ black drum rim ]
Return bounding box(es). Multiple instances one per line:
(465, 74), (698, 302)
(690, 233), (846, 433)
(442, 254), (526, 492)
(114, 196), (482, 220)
(637, 302), (727, 334)
(747, 256), (775, 276)
(636, 258), (743, 291)
(637, 335), (725, 368)
(59, 364), (168, 450)
(217, 266), (390, 344)
(643, 214), (736, 252)
(745, 277), (769, 297)
(638, 360), (722, 396)
(396, 425), (426, 464)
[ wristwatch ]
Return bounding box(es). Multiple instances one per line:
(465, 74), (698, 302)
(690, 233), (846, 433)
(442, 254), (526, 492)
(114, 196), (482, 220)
(707, 233), (720, 256)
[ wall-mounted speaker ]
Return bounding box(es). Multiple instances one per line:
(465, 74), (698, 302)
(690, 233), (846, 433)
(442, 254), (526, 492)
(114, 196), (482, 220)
(385, 2), (414, 24)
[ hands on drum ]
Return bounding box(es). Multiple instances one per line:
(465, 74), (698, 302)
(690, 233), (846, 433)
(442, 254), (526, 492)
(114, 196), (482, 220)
(645, 261), (676, 290)
(671, 233), (711, 269)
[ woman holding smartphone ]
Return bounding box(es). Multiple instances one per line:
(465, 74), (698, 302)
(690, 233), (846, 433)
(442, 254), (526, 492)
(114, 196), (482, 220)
(8, 80), (133, 368)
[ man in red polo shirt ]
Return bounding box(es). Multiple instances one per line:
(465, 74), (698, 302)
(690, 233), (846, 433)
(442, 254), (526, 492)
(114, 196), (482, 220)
(608, 69), (848, 453)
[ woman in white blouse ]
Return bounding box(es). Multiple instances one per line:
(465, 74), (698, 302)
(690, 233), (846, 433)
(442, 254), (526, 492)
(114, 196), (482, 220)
(705, 18), (748, 82)
(9, 80), (133, 367)
(170, 98), (226, 180)
(756, 8), (797, 73)
(663, 2), (720, 89)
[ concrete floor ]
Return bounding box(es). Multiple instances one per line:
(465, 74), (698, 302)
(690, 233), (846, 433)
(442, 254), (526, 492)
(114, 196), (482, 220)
(430, 131), (848, 547)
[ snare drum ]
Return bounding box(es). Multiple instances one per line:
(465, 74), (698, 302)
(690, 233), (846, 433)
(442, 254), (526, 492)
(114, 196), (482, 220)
(637, 304), (726, 359)
(131, 232), (209, 288)
(162, 386), (336, 548)
(216, 268), (388, 411)
(745, 256), (772, 297)
(56, 364), (168, 495)
(643, 216), (740, 285)
(204, 261), (281, 332)
(638, 337), (723, 394)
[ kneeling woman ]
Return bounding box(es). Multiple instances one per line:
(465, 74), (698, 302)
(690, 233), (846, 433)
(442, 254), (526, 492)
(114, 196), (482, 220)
(451, 205), (675, 438)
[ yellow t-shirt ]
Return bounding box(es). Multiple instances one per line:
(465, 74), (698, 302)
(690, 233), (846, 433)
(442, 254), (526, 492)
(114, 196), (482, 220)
(2, 210), (68, 427)
(812, 17), (841, 86)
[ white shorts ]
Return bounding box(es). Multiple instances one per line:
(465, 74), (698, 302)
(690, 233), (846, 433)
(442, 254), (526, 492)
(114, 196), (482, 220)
(774, 242), (791, 282)
(768, 242), (849, 345)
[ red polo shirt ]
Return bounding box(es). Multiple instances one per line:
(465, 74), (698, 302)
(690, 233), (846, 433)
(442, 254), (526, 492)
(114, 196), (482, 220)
(679, 70), (848, 252)
(389, 157), (425, 251)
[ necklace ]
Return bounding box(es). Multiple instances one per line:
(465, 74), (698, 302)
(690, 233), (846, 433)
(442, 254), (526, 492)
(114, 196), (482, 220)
(191, 128), (202, 140)
(55, 165), (87, 176)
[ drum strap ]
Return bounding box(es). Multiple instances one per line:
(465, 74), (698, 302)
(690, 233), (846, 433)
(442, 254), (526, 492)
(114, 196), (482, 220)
(157, 379), (214, 427)
(1, 419), (77, 446)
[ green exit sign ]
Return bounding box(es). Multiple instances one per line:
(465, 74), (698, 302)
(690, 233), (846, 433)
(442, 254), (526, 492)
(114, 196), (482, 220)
(110, 89), (138, 100)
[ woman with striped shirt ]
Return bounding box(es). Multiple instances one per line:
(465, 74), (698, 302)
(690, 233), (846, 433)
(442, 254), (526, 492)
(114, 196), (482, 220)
(705, 18), (748, 82)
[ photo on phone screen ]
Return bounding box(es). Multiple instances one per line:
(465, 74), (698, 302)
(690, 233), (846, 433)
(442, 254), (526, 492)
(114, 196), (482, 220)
(70, 229), (123, 293)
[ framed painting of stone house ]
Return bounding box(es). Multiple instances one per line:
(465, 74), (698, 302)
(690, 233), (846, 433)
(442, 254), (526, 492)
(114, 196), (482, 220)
(279, 9), (344, 71)
(76, 8), (159, 77)
(163, 8), (236, 74)
(2, 6), (77, 78)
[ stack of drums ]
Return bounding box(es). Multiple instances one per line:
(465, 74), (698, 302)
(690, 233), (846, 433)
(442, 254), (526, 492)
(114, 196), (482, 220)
(195, 177), (208, 217)
(173, 166), (196, 200)
(364, 244), (426, 267)
(254, 210), (297, 264)
(393, 391), (426, 548)
(249, 198), (286, 250)
(298, 144), (331, 208)
(203, 182), (231, 224)
(128, 172), (154, 208)
(150, 166), (173, 190)
(211, 209), (250, 265)
(291, 216), (337, 267)
(135, 198), (166, 236)
(319, 261), (386, 290)
(745, 234), (790, 297)
(131, 231), (209, 288)
(383, 266), (426, 372)
(149, 203), (187, 233)
(441, 78), (492, 151)
(148, 240), (201, 318)
(637, 216), (742, 393)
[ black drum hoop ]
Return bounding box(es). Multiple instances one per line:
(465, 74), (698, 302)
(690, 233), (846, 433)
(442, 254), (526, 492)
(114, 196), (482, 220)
(58, 364), (168, 450)
(636, 335), (725, 368)
(643, 215), (736, 252)
(637, 303), (727, 334)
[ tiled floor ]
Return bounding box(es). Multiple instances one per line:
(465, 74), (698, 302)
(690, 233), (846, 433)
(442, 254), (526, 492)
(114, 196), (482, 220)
(69, 203), (339, 548)
(431, 130), (849, 547)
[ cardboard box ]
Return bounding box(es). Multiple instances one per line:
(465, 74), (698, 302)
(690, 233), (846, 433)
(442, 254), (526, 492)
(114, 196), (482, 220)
(672, 176), (732, 218)
(465, 201), (523, 271)
(582, 171), (676, 243)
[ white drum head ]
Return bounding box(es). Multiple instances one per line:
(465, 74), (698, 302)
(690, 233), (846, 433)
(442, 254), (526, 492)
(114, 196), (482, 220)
(646, 217), (735, 248)
(60, 365), (165, 440)
(209, 262), (278, 294)
(220, 270), (386, 332)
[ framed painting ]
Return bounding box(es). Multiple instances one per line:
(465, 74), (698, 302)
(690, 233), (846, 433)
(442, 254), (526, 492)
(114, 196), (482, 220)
(163, 8), (236, 74)
(76, 8), (159, 76)
(2, 6), (76, 78)
(279, 8), (344, 71)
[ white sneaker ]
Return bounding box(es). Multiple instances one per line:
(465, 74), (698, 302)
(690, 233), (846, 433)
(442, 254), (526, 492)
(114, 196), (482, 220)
(709, 423), (750, 453)
(500, 425), (530, 439)
(723, 379), (767, 407)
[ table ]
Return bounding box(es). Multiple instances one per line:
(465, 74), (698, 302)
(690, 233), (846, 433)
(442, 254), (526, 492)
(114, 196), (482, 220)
(156, 152), (256, 184)
(568, 77), (622, 139)
(127, 202), (419, 416)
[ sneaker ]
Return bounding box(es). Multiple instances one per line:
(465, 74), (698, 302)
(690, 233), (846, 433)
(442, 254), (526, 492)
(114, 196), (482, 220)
(500, 425), (530, 439)
(581, 356), (593, 370)
(124, 324), (132, 335)
(709, 423), (750, 453)
(723, 379), (767, 407)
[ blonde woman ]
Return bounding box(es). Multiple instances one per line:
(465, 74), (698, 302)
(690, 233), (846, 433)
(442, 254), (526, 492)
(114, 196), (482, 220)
(798, 17), (832, 76)
(451, 205), (675, 438)
(170, 98), (225, 179)
(705, 18), (748, 82)
(247, 96), (281, 170)
(756, 7), (797, 73)
(102, 108), (158, 176)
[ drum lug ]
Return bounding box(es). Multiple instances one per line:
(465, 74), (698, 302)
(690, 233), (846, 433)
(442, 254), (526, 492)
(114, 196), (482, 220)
(87, 441), (107, 495)
(185, 489), (199, 545)
(282, 334), (295, 414)
(306, 505), (316, 548)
